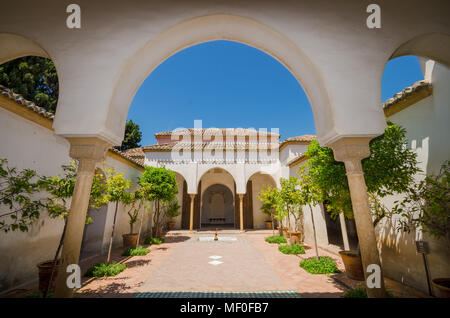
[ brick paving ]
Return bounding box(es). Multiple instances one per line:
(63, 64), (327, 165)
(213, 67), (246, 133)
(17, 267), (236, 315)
(76, 231), (347, 298)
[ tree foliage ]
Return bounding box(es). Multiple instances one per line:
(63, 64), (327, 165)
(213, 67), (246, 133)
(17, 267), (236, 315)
(397, 161), (450, 243)
(303, 122), (419, 225)
(118, 120), (142, 151)
(0, 158), (45, 232)
(278, 177), (303, 231)
(0, 56), (58, 113)
(139, 166), (178, 237)
(257, 185), (279, 220)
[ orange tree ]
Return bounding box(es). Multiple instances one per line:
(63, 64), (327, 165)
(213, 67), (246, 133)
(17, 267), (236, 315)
(303, 121), (419, 227)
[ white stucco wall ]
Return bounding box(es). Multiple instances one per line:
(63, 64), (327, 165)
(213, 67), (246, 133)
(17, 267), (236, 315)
(378, 61), (450, 295)
(4, 2), (447, 146)
(0, 105), (147, 293)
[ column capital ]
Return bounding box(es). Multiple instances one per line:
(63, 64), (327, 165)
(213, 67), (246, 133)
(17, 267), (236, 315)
(189, 194), (196, 199)
(238, 194), (244, 199)
(66, 137), (111, 162)
(329, 136), (372, 162)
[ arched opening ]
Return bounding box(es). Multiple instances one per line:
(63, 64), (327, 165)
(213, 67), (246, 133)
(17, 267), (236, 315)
(373, 41), (450, 294)
(183, 167), (237, 230)
(247, 172), (277, 230)
(106, 14), (336, 147)
(201, 184), (234, 229)
(0, 33), (58, 116)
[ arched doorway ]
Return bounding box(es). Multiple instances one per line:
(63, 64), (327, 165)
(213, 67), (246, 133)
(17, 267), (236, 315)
(201, 184), (234, 228)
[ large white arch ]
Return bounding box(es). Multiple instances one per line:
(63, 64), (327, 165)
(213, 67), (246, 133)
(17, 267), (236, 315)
(197, 165), (241, 194)
(390, 33), (450, 68)
(106, 14), (335, 146)
(0, 33), (50, 65)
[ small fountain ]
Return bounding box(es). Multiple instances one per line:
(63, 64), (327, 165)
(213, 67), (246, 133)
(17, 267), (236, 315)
(214, 228), (219, 241)
(198, 228), (237, 242)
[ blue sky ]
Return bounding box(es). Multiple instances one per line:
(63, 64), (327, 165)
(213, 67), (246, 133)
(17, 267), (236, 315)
(127, 40), (424, 145)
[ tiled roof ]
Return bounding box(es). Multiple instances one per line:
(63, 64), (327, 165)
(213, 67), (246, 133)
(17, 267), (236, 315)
(143, 141), (280, 151)
(0, 85), (144, 168)
(383, 80), (432, 116)
(0, 84), (55, 119)
(108, 147), (145, 167)
(122, 147), (145, 166)
(154, 128), (280, 137)
(281, 135), (316, 143)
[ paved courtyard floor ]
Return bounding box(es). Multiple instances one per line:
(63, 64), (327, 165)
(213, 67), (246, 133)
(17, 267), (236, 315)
(75, 231), (348, 298)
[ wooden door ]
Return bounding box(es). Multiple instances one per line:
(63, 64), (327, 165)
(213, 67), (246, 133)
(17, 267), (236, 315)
(193, 181), (202, 229)
(181, 180), (190, 229)
(234, 182), (240, 229)
(244, 180), (254, 229)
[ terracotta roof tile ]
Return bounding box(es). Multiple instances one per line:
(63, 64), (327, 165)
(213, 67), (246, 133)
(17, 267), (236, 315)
(383, 80), (432, 111)
(0, 84), (55, 119)
(0, 85), (144, 168)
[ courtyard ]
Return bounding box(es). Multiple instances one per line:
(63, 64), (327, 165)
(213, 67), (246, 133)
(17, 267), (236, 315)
(69, 230), (424, 298)
(0, 1), (449, 302)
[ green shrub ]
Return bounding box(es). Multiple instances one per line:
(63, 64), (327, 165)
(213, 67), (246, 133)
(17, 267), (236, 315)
(278, 243), (306, 255)
(85, 262), (126, 277)
(299, 257), (339, 274)
(343, 286), (395, 298)
(265, 235), (287, 244)
(144, 236), (164, 245)
(122, 245), (150, 256)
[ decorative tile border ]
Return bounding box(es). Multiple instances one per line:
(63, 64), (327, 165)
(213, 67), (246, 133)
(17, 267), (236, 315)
(134, 290), (302, 298)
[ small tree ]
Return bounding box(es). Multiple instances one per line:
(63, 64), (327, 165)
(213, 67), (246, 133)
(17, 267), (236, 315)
(397, 161), (450, 246)
(36, 161), (105, 297)
(257, 185), (279, 235)
(278, 177), (303, 234)
(0, 158), (46, 232)
(165, 198), (181, 221)
(139, 166), (178, 238)
(297, 165), (323, 259)
(303, 122), (419, 227)
(93, 168), (132, 263)
(117, 120), (142, 151)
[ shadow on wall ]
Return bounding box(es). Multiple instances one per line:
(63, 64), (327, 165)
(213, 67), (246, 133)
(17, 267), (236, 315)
(376, 215), (450, 295)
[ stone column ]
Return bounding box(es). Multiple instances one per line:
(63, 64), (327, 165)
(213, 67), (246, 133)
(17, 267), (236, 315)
(189, 194), (196, 232)
(330, 137), (386, 298)
(54, 137), (110, 298)
(339, 212), (350, 251)
(238, 194), (244, 232)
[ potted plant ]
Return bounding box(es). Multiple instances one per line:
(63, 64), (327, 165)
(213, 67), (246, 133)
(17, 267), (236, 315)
(164, 198), (180, 231)
(139, 166), (178, 238)
(278, 177), (303, 244)
(122, 188), (145, 249)
(257, 185), (278, 235)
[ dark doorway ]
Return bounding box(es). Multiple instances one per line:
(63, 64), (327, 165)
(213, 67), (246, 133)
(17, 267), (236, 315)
(323, 202), (358, 250)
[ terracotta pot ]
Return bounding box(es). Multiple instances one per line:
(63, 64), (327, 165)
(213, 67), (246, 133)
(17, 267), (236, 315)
(283, 228), (290, 239)
(277, 226), (284, 236)
(289, 231), (301, 244)
(265, 221), (273, 230)
(37, 260), (58, 293)
(339, 250), (365, 281)
(432, 278), (450, 298)
(122, 233), (138, 248)
(152, 225), (164, 238)
(167, 221), (176, 231)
